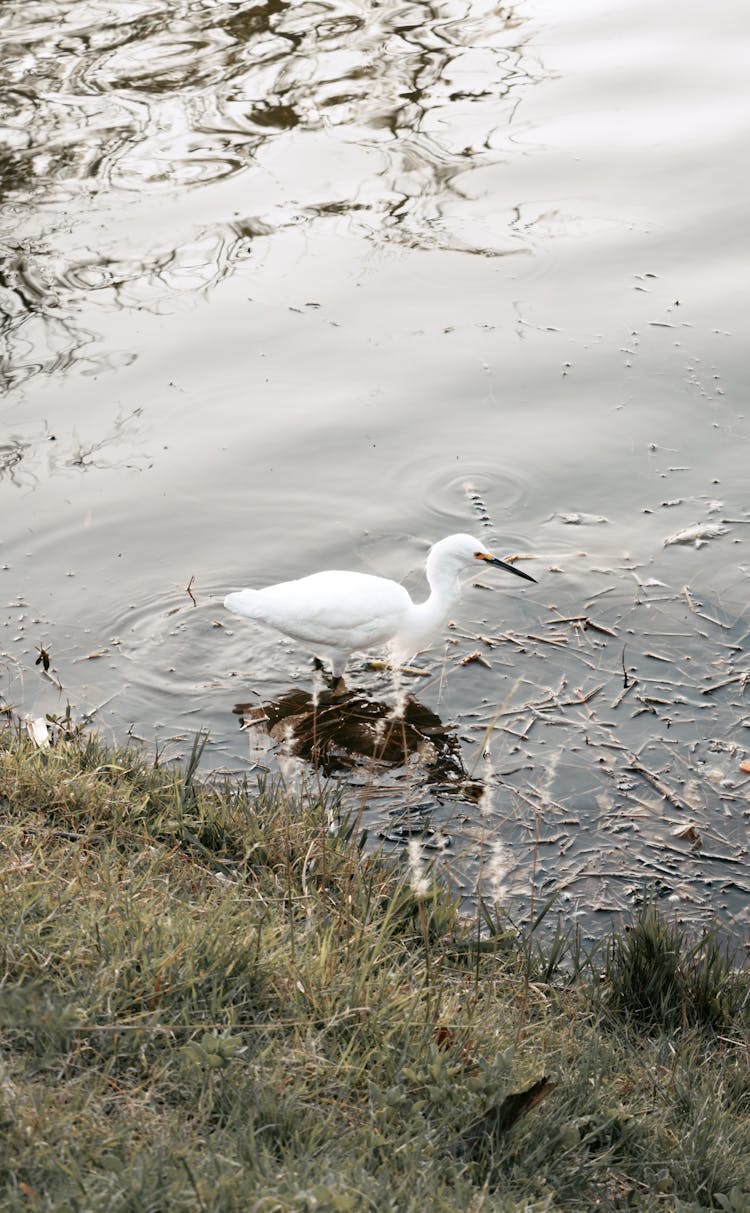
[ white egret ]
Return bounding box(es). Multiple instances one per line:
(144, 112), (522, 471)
(224, 532), (536, 679)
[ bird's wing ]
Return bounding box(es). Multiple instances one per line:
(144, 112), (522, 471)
(251, 570), (412, 650)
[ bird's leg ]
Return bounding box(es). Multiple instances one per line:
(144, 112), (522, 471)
(312, 655), (347, 694)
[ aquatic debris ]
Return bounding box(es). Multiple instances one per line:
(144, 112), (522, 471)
(556, 512), (609, 525)
(672, 823), (703, 849)
(25, 715), (50, 749)
(34, 643), (50, 672)
(459, 650), (492, 669)
(663, 523), (728, 548)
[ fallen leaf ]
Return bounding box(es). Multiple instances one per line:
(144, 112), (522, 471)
(672, 823), (703, 848)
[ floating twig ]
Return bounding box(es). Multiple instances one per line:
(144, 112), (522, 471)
(584, 618), (617, 637)
(701, 672), (749, 696)
(549, 615), (617, 638)
(573, 683), (604, 705)
(682, 585), (731, 629)
(625, 762), (695, 813)
(611, 680), (638, 709)
(459, 650), (492, 669)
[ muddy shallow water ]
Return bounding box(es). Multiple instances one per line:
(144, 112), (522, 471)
(2, 0), (748, 942)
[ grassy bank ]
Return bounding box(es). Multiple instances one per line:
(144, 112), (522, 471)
(0, 722), (748, 1211)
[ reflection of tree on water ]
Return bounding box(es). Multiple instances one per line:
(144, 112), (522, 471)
(0, 0), (541, 385)
(0, 245), (116, 392)
(0, 436), (31, 486)
(233, 683), (466, 784)
(0, 219), (269, 390)
(1, 0), (537, 186)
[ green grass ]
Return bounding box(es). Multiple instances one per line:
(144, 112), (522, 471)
(0, 722), (748, 1211)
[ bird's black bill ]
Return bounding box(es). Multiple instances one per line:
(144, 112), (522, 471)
(486, 556), (537, 583)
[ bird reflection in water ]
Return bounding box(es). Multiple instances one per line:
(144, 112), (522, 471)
(232, 682), (466, 786)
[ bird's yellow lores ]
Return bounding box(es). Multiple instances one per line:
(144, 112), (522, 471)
(224, 532), (536, 679)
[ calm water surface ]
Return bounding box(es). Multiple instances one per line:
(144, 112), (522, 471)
(1, 0), (748, 940)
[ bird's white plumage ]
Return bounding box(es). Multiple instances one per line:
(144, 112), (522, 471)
(224, 532), (535, 679)
(225, 571), (412, 650)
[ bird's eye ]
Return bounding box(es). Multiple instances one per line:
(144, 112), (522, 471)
(474, 551), (487, 561)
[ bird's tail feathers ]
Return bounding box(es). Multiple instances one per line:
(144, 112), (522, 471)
(224, 589), (261, 618)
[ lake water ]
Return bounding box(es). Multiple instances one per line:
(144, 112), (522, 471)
(2, 0), (748, 942)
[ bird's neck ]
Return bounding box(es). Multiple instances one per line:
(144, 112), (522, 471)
(424, 553), (464, 613)
(422, 566), (462, 622)
(393, 568), (462, 658)
(412, 591), (455, 638)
